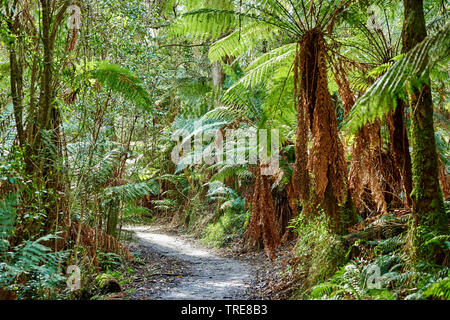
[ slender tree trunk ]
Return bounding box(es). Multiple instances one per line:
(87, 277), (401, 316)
(30, 0), (70, 235)
(403, 0), (448, 263)
(38, 0), (60, 234)
(211, 61), (225, 88)
(387, 99), (413, 208)
(386, 9), (419, 209)
(9, 45), (25, 147)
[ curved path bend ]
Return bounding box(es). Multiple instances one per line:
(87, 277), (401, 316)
(126, 226), (253, 300)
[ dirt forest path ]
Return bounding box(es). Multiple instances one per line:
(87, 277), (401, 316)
(124, 226), (255, 300)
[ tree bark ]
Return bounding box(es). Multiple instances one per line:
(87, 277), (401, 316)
(402, 0), (448, 263)
(387, 99), (413, 208)
(295, 29), (357, 234)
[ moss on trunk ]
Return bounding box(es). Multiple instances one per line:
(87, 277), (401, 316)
(403, 0), (448, 264)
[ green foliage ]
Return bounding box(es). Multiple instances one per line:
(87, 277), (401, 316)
(97, 252), (123, 271)
(151, 199), (179, 211)
(0, 194), (67, 299)
(202, 208), (250, 247)
(208, 22), (279, 62)
(423, 277), (450, 300)
(292, 210), (348, 291)
(0, 103), (16, 150)
(177, 79), (214, 118)
(169, 8), (236, 41)
(209, 164), (253, 183)
(307, 229), (450, 300)
(207, 181), (245, 212)
(202, 182), (249, 247)
(89, 61), (153, 111)
(0, 193), (17, 252)
(103, 180), (159, 203)
(346, 22), (450, 133)
(401, 264), (450, 300)
(1, 0), (449, 301)
(223, 43), (295, 91)
(309, 264), (365, 300)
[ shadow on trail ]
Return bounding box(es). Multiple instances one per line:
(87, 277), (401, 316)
(126, 226), (253, 300)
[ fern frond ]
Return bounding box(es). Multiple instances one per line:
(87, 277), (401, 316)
(90, 62), (152, 111)
(208, 22), (279, 62)
(151, 199), (178, 211)
(209, 163), (253, 182)
(221, 43), (295, 110)
(345, 22), (450, 133)
(13, 234), (62, 270)
(0, 193), (17, 252)
(423, 277), (450, 300)
(201, 105), (250, 122)
(103, 180), (159, 202)
(169, 8), (237, 41)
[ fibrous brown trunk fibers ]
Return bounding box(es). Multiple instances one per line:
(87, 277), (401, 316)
(349, 121), (388, 215)
(332, 61), (355, 116)
(293, 42), (310, 203)
(386, 100), (413, 209)
(69, 221), (133, 268)
(333, 62), (405, 216)
(293, 29), (356, 233)
(247, 169), (280, 261)
(333, 64), (391, 215)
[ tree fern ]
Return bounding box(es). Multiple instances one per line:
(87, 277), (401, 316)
(89, 61), (152, 112)
(345, 22), (450, 133)
(169, 8), (237, 41)
(208, 21), (280, 62)
(103, 180), (159, 202)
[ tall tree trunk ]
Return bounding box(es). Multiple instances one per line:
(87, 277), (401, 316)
(38, 0), (60, 234)
(211, 61), (225, 88)
(9, 43), (25, 148)
(387, 99), (413, 208)
(386, 8), (418, 209)
(403, 0), (448, 263)
(32, 0), (70, 235)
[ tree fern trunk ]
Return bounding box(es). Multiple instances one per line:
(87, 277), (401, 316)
(387, 99), (413, 208)
(403, 0), (448, 264)
(295, 29), (356, 234)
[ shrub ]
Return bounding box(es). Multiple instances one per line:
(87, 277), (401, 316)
(291, 209), (348, 294)
(0, 193), (67, 299)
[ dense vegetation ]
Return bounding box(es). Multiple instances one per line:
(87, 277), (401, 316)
(0, 0), (448, 300)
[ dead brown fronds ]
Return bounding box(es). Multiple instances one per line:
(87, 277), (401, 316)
(247, 169), (281, 261)
(69, 222), (133, 267)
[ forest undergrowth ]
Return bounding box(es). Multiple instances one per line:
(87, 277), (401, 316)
(0, 0), (449, 301)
